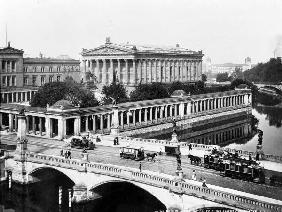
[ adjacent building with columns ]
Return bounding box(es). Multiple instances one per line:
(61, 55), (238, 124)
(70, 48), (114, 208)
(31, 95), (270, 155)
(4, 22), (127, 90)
(0, 43), (80, 104)
(81, 38), (204, 89)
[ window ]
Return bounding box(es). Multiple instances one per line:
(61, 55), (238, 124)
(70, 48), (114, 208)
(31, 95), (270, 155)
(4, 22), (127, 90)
(41, 76), (45, 85)
(2, 76), (6, 86)
(12, 61), (15, 70)
(49, 75), (54, 82)
(57, 75), (61, 82)
(41, 66), (45, 72)
(32, 76), (37, 86)
(34, 66), (37, 72)
(57, 66), (60, 72)
(7, 76), (10, 86)
(11, 76), (16, 86)
(24, 76), (28, 86)
(49, 66), (53, 72)
(24, 67), (28, 72)
(1, 61), (5, 70)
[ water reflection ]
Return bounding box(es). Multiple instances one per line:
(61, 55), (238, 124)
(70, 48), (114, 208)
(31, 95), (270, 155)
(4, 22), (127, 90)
(254, 105), (282, 128)
(135, 114), (257, 147)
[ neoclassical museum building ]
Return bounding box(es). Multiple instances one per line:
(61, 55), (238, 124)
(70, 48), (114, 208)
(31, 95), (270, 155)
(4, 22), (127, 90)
(0, 43), (80, 104)
(81, 38), (204, 88)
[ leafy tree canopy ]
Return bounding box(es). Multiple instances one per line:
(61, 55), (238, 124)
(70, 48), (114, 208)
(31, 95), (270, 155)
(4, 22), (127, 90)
(101, 82), (128, 104)
(30, 81), (99, 108)
(130, 83), (170, 101)
(201, 74), (207, 82)
(216, 72), (231, 82)
(244, 58), (282, 83)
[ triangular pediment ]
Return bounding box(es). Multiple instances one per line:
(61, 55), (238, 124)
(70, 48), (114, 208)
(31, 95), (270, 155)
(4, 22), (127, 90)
(0, 46), (24, 55)
(82, 44), (135, 56)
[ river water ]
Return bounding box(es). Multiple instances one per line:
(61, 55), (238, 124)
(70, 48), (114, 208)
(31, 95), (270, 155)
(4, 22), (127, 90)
(226, 105), (282, 156)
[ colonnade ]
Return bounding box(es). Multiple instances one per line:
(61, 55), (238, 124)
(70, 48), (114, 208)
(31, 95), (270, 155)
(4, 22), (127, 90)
(1, 90), (37, 104)
(0, 91), (252, 140)
(83, 58), (202, 85)
(191, 94), (249, 114)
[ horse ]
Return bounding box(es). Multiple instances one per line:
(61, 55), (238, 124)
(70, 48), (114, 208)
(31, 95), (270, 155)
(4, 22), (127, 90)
(188, 154), (202, 166)
(146, 153), (157, 162)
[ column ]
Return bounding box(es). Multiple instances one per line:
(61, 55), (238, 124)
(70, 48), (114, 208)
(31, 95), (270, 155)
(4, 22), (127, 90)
(45, 117), (51, 137)
(85, 116), (89, 131)
(137, 59), (142, 84)
(139, 109), (142, 123)
(132, 59), (136, 85)
(149, 60), (153, 83)
(187, 101), (191, 116)
(169, 105), (173, 117)
(39, 117), (43, 135)
(184, 60), (188, 82)
(144, 60), (147, 83)
(109, 59), (114, 84)
(155, 107), (158, 121)
(125, 59), (129, 84)
(120, 112), (124, 128)
(160, 106), (163, 119)
(58, 118), (65, 140)
(172, 60), (176, 82)
(127, 111), (130, 125)
(133, 110), (136, 125)
(107, 114), (111, 130)
(92, 115), (96, 132)
(102, 59), (106, 85)
(117, 59), (121, 82)
(164, 105), (168, 119)
(96, 59), (100, 83)
(144, 108), (148, 123)
(180, 60), (184, 82)
(163, 60), (166, 82)
(179, 102), (184, 117)
(74, 117), (81, 135)
(26, 116), (30, 134)
(149, 107), (152, 121)
(32, 116), (36, 134)
(100, 115), (104, 131)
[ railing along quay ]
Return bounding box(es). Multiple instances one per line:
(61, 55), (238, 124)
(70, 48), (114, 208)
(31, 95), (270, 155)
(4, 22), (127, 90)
(25, 152), (282, 212)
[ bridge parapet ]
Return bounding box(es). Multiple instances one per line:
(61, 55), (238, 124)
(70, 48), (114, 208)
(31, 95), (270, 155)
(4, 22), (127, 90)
(23, 152), (282, 212)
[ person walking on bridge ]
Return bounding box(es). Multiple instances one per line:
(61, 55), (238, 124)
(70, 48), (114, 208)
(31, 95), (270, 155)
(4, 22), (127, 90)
(139, 162), (142, 172)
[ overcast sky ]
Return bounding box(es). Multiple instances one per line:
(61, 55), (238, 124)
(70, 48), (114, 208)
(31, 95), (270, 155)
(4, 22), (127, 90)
(0, 0), (281, 64)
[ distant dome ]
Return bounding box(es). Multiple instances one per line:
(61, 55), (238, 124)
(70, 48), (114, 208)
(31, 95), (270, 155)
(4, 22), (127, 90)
(171, 90), (188, 97)
(51, 99), (75, 109)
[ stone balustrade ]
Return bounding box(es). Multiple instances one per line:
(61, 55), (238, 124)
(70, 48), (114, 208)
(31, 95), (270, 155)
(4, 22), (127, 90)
(24, 152), (282, 212)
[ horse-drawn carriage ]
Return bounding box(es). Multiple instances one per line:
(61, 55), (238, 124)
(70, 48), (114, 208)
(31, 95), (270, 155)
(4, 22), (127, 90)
(69, 136), (95, 150)
(120, 146), (145, 161)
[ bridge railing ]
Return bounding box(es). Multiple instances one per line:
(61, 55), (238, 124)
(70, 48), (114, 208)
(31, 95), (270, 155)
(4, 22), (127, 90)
(25, 152), (282, 212)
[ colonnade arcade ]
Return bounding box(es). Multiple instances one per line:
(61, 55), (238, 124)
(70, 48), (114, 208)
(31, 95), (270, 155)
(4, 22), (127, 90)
(83, 58), (202, 86)
(1, 90), (37, 104)
(0, 90), (252, 140)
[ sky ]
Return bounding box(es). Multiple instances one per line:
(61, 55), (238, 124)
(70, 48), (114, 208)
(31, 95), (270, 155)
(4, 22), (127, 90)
(0, 0), (281, 64)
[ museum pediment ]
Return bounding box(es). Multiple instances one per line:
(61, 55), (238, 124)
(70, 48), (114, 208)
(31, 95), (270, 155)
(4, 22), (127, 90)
(82, 45), (135, 56)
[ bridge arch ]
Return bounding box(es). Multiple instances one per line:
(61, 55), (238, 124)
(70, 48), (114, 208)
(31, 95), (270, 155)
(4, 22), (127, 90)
(88, 179), (167, 211)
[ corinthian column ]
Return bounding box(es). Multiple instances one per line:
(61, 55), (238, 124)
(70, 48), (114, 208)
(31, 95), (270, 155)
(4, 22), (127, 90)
(109, 59), (114, 84)
(125, 59), (129, 84)
(102, 59), (106, 85)
(132, 59), (136, 85)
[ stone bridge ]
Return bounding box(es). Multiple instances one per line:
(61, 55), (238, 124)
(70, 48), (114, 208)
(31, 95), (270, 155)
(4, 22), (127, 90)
(4, 149), (282, 212)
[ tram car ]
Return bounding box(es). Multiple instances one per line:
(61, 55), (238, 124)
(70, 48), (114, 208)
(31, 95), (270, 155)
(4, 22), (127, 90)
(203, 151), (265, 184)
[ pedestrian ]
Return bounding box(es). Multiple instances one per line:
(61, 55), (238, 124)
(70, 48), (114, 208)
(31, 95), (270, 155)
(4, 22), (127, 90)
(139, 162), (142, 172)
(116, 137), (119, 145)
(60, 149), (64, 157)
(96, 136), (101, 143)
(256, 153), (260, 161)
(192, 170), (197, 180)
(68, 151), (71, 159)
(189, 143), (192, 151)
(202, 179), (207, 187)
(249, 153), (252, 161)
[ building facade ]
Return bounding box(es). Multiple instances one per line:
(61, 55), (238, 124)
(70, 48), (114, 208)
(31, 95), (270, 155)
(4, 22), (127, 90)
(0, 43), (80, 104)
(81, 38), (204, 88)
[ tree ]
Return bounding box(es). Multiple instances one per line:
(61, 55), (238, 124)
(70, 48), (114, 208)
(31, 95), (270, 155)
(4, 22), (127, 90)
(244, 58), (282, 83)
(30, 81), (99, 108)
(130, 83), (170, 101)
(230, 67), (244, 80)
(167, 81), (184, 94)
(216, 72), (230, 82)
(201, 74), (207, 82)
(101, 82), (128, 104)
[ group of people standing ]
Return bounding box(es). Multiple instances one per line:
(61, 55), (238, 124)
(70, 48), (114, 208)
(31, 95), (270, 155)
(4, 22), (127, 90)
(60, 149), (71, 159)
